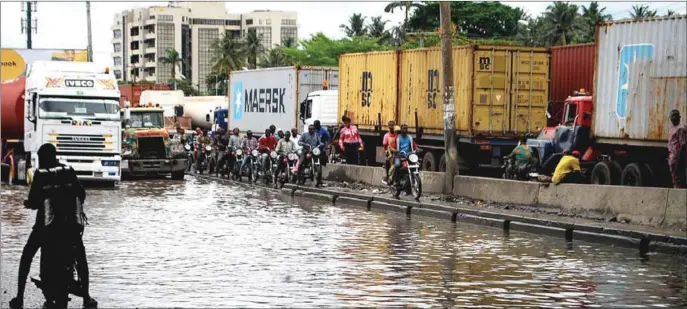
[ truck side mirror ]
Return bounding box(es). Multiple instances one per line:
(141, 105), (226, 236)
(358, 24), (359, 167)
(174, 105), (184, 117)
(206, 114), (211, 122)
(299, 100), (306, 122)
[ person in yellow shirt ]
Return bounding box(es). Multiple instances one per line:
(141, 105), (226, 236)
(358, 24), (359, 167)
(552, 150), (585, 184)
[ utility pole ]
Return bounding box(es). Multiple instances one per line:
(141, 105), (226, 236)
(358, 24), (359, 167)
(21, 2), (38, 49)
(440, 2), (459, 193)
(86, 1), (94, 62)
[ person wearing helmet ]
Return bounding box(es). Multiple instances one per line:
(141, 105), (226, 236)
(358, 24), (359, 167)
(552, 150), (584, 184)
(240, 130), (259, 174)
(276, 128), (285, 141)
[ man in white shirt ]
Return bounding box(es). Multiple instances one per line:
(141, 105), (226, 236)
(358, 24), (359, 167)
(291, 128), (302, 151)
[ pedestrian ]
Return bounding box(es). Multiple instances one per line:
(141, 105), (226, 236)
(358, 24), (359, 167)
(338, 116), (364, 165)
(10, 143), (97, 309)
(668, 110), (687, 188)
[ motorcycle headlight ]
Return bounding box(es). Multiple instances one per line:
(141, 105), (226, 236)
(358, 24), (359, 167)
(236, 149), (243, 156)
(270, 151), (278, 159)
(409, 154), (419, 163)
(288, 153), (297, 161)
(252, 150), (259, 157)
(297, 149), (303, 156)
(184, 144), (191, 151)
(205, 145), (212, 152)
(312, 147), (321, 156)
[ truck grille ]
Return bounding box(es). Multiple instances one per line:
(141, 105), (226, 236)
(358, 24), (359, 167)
(138, 136), (166, 159)
(55, 134), (108, 152)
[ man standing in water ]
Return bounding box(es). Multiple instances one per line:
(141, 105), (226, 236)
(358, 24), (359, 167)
(668, 110), (687, 188)
(10, 143), (97, 309)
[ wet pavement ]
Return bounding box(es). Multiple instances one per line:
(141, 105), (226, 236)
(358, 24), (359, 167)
(1, 177), (686, 308)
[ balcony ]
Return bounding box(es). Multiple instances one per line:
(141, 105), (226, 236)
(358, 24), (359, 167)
(145, 18), (156, 25)
(145, 47), (157, 55)
(145, 32), (156, 40)
(144, 61), (156, 68)
(144, 75), (157, 82)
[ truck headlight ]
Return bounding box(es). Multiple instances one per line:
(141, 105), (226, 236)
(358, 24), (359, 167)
(408, 154), (419, 163)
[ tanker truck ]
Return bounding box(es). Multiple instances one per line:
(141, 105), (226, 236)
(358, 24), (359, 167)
(1, 61), (122, 186)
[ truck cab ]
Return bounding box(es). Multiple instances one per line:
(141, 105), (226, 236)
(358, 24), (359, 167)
(299, 90), (338, 132)
(120, 104), (186, 180)
(21, 61), (122, 186)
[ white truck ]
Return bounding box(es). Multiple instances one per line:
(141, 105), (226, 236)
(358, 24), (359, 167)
(228, 66), (339, 134)
(20, 61), (122, 186)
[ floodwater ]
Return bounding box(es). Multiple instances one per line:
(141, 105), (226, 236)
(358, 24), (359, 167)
(1, 177), (686, 308)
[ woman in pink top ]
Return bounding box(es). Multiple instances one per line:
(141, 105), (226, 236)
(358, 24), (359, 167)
(668, 110), (687, 188)
(339, 116), (364, 165)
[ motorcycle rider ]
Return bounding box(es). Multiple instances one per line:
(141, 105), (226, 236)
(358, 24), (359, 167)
(175, 126), (187, 145)
(390, 124), (417, 184)
(227, 127), (243, 172)
(313, 120), (330, 167)
(258, 128), (278, 171)
(9, 143), (97, 309)
(293, 125), (324, 184)
(240, 130), (259, 174)
(275, 131), (297, 184)
(276, 128), (285, 141)
(509, 135), (536, 178)
(382, 121), (397, 184)
(291, 128), (302, 151)
(195, 130), (212, 173)
(213, 128), (230, 176)
(269, 125), (277, 137)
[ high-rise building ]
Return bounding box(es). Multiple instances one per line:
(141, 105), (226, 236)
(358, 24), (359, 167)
(111, 2), (298, 91)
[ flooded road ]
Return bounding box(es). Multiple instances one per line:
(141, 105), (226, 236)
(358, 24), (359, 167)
(2, 177), (686, 308)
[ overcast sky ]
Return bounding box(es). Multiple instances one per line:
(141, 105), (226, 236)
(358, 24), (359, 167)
(1, 1), (685, 67)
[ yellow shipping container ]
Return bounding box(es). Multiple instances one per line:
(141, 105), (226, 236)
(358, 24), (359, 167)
(400, 45), (549, 136)
(338, 51), (398, 131)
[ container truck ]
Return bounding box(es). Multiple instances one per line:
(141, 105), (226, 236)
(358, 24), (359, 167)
(136, 90), (192, 134)
(228, 66), (339, 134)
(548, 43), (595, 126)
(1, 61), (122, 186)
(338, 45), (550, 173)
(528, 15), (687, 188)
(182, 96), (227, 130)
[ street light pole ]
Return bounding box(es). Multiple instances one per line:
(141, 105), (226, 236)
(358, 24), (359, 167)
(86, 1), (93, 62)
(440, 1), (459, 193)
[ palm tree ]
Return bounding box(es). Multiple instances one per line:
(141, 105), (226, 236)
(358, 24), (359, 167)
(543, 2), (582, 46)
(384, 1), (425, 32)
(210, 33), (246, 78)
(367, 16), (390, 39)
(666, 9), (676, 17)
(159, 48), (183, 80)
(281, 37), (297, 48)
(340, 13), (368, 37)
(259, 48), (289, 68)
(581, 1), (611, 42)
(630, 4), (657, 20)
(244, 29), (263, 69)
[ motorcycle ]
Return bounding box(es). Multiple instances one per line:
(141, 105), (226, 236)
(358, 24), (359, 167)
(267, 151), (279, 185)
(390, 150), (422, 200)
(502, 154), (537, 181)
(215, 145), (231, 177)
(231, 147), (245, 181)
(207, 146), (219, 175)
(296, 144), (323, 186)
(184, 143), (194, 172)
(249, 149), (260, 183)
(194, 144), (212, 174)
(277, 151), (299, 188)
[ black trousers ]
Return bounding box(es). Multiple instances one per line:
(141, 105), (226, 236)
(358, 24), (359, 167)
(344, 143), (360, 165)
(560, 171), (586, 184)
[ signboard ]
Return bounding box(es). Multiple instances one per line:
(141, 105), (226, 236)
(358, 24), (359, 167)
(1, 48), (88, 83)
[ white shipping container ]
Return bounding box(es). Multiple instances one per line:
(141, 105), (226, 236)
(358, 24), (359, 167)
(228, 66), (338, 133)
(139, 90), (185, 117)
(594, 15), (687, 143)
(182, 96), (227, 130)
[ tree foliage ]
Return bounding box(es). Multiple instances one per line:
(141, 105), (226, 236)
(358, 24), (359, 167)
(282, 33), (389, 67)
(159, 48), (183, 79)
(340, 13), (368, 37)
(630, 4), (657, 20)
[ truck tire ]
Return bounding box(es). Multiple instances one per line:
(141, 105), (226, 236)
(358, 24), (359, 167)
(171, 171), (184, 180)
(422, 152), (437, 172)
(590, 161), (617, 185)
(621, 163), (651, 187)
(438, 154), (446, 172)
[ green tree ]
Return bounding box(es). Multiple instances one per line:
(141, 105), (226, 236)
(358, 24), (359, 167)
(542, 2), (583, 45)
(174, 78), (200, 96)
(384, 1), (425, 32)
(281, 37), (297, 48)
(580, 1), (611, 42)
(159, 48), (183, 80)
(210, 33), (246, 78)
(340, 13), (368, 37)
(516, 16), (550, 47)
(630, 4), (657, 20)
(367, 16), (391, 43)
(259, 48), (290, 68)
(282, 33), (388, 66)
(666, 9), (676, 17)
(244, 29), (263, 69)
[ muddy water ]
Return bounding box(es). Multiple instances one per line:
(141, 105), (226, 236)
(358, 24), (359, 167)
(1, 177), (686, 308)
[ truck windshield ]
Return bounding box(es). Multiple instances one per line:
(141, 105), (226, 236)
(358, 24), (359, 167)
(39, 98), (120, 120)
(129, 112), (164, 128)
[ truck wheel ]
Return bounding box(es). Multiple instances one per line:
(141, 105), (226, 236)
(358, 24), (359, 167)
(422, 152), (437, 172)
(171, 171), (185, 180)
(621, 163), (651, 187)
(438, 154), (446, 172)
(590, 162), (612, 185)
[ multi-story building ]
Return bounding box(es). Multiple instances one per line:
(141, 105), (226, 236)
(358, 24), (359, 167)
(111, 2), (298, 91)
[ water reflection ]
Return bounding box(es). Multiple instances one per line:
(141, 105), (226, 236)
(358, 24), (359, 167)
(1, 179), (686, 308)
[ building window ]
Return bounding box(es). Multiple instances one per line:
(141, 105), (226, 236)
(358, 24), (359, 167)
(113, 30), (122, 38)
(149, 15), (155, 20)
(130, 27), (140, 36)
(114, 70), (122, 79)
(198, 28), (219, 92)
(226, 19), (241, 26)
(130, 41), (139, 50)
(190, 18), (234, 26)
(158, 14), (173, 22)
(182, 24), (192, 79)
(280, 27), (297, 44)
(266, 18), (271, 25)
(245, 19), (253, 25)
(113, 43), (122, 52)
(255, 27), (271, 50)
(114, 57), (122, 66)
(281, 19), (296, 26)
(157, 22), (176, 82)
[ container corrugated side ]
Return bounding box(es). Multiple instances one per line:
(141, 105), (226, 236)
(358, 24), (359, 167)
(550, 43), (595, 124)
(296, 67), (338, 127)
(398, 46), (473, 135)
(594, 16), (687, 142)
(338, 51), (398, 131)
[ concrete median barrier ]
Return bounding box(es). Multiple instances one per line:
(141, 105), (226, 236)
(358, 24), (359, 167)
(665, 189), (687, 229)
(453, 176), (540, 205)
(324, 164), (446, 193)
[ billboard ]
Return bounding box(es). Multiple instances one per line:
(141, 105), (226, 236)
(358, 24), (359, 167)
(1, 48), (88, 83)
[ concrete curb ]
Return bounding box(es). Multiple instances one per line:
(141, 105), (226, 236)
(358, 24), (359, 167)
(190, 173), (687, 256)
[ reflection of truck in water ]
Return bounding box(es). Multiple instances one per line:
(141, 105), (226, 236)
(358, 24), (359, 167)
(527, 16), (686, 187)
(1, 61), (122, 186)
(120, 105), (187, 180)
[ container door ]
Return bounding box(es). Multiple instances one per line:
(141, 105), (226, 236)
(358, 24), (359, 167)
(472, 49), (511, 135)
(510, 50), (549, 134)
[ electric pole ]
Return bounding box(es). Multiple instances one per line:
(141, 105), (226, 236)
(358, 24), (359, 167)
(440, 2), (459, 193)
(21, 2), (38, 49)
(86, 1), (94, 62)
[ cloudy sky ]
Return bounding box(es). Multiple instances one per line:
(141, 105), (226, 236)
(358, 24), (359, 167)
(1, 1), (685, 67)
